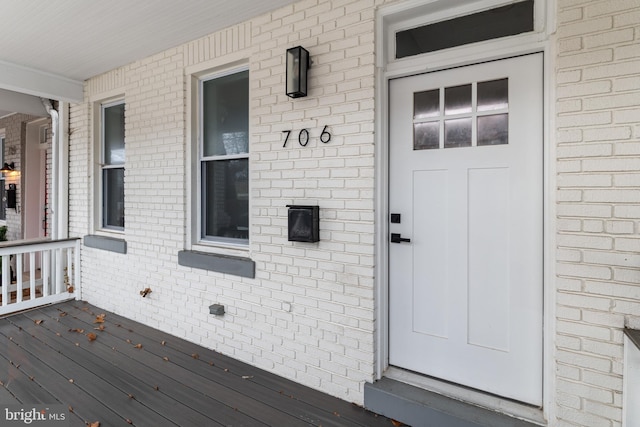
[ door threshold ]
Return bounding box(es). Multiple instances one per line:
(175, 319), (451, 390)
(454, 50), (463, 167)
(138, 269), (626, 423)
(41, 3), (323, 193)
(380, 367), (546, 426)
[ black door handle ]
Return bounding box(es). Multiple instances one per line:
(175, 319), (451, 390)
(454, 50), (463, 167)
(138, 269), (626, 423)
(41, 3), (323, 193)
(391, 233), (411, 243)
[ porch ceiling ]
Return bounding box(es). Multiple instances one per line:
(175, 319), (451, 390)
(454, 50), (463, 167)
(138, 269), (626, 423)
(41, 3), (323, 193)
(0, 0), (298, 106)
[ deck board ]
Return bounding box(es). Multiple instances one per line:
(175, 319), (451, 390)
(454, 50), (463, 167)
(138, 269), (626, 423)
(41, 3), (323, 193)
(86, 304), (388, 426)
(13, 309), (226, 427)
(0, 301), (394, 427)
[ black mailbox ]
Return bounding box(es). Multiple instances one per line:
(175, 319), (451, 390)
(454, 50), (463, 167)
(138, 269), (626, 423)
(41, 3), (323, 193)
(7, 184), (16, 209)
(287, 205), (319, 243)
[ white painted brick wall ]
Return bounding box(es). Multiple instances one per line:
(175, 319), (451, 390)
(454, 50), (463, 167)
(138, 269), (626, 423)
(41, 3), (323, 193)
(69, 0), (391, 405)
(66, 0), (640, 418)
(555, 0), (640, 425)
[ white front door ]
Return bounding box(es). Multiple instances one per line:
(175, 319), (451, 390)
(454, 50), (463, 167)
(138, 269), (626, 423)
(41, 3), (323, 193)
(389, 54), (543, 405)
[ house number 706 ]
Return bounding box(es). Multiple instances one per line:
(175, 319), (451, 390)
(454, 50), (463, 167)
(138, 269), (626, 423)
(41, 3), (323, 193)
(282, 126), (331, 148)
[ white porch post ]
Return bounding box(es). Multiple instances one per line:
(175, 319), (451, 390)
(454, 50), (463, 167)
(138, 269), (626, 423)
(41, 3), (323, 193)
(57, 101), (69, 239)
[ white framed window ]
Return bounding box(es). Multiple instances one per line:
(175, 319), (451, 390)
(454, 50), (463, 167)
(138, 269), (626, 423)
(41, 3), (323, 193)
(197, 67), (249, 247)
(99, 100), (125, 231)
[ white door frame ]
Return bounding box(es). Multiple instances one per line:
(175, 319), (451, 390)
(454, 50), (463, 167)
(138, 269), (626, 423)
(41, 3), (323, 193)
(373, 0), (557, 423)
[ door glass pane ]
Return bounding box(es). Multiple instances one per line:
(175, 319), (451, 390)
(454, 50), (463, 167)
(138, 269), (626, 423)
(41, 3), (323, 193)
(203, 71), (249, 157)
(104, 103), (125, 165)
(414, 89), (440, 119)
(478, 78), (508, 112)
(478, 114), (509, 146)
(444, 118), (472, 148)
(103, 168), (124, 229)
(445, 84), (471, 115)
(202, 158), (249, 241)
(414, 122), (439, 150)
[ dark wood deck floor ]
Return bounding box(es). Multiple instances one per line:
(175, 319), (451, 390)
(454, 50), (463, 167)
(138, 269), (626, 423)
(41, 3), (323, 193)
(0, 300), (395, 427)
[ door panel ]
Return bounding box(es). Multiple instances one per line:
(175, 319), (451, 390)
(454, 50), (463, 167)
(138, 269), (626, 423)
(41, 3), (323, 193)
(389, 54), (543, 405)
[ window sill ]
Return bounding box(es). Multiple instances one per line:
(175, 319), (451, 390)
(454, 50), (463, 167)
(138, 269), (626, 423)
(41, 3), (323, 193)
(83, 234), (127, 254)
(178, 250), (255, 278)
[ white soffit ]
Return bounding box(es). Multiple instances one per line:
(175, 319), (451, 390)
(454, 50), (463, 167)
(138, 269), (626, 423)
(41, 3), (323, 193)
(0, 0), (298, 102)
(0, 88), (47, 117)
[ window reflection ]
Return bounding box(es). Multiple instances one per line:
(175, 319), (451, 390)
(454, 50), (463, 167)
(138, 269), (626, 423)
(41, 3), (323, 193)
(445, 118), (472, 148)
(445, 84), (472, 115)
(414, 122), (439, 150)
(478, 114), (508, 146)
(414, 89), (440, 119)
(478, 78), (508, 112)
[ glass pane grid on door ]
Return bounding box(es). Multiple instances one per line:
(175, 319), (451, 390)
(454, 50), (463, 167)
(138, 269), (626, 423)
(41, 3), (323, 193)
(413, 78), (509, 150)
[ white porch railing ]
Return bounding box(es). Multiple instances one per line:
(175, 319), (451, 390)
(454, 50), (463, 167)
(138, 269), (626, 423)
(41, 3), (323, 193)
(0, 238), (80, 316)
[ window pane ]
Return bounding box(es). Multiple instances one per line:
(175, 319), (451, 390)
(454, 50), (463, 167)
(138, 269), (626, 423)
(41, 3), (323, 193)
(445, 84), (472, 115)
(414, 89), (439, 119)
(203, 71), (249, 157)
(396, 0), (534, 59)
(104, 103), (125, 165)
(478, 78), (508, 112)
(202, 158), (249, 241)
(445, 118), (472, 148)
(478, 114), (509, 146)
(103, 168), (124, 229)
(414, 122), (439, 150)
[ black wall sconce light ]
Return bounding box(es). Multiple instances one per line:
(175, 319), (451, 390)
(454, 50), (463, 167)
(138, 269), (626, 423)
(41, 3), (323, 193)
(286, 46), (310, 98)
(0, 162), (15, 173)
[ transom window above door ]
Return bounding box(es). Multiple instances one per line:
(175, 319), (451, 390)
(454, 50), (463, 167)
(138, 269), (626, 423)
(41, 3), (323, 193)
(413, 78), (509, 150)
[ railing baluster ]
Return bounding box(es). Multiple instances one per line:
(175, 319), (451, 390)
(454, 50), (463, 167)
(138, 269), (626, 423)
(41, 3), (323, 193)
(43, 249), (50, 297)
(66, 247), (73, 293)
(56, 248), (64, 294)
(1, 255), (8, 306)
(16, 253), (23, 303)
(29, 251), (36, 300)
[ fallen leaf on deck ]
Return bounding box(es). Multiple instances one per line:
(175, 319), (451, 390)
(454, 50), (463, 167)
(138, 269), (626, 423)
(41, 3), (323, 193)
(68, 406), (73, 413)
(87, 422), (99, 427)
(391, 420), (405, 427)
(94, 314), (106, 324)
(94, 325), (105, 331)
(68, 379), (74, 383)
(70, 328), (85, 333)
(87, 333), (97, 342)
(224, 368), (229, 372)
(161, 340), (166, 346)
(128, 393), (134, 399)
(154, 385), (159, 391)
(126, 420), (132, 425)
(126, 339), (132, 344)
(134, 343), (143, 349)
(56, 332), (61, 337)
(242, 375), (254, 380)
(59, 312), (67, 317)
(163, 356), (169, 362)
(333, 411), (341, 417)
(34, 320), (43, 325)
(67, 286), (74, 293)
(192, 353), (199, 359)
